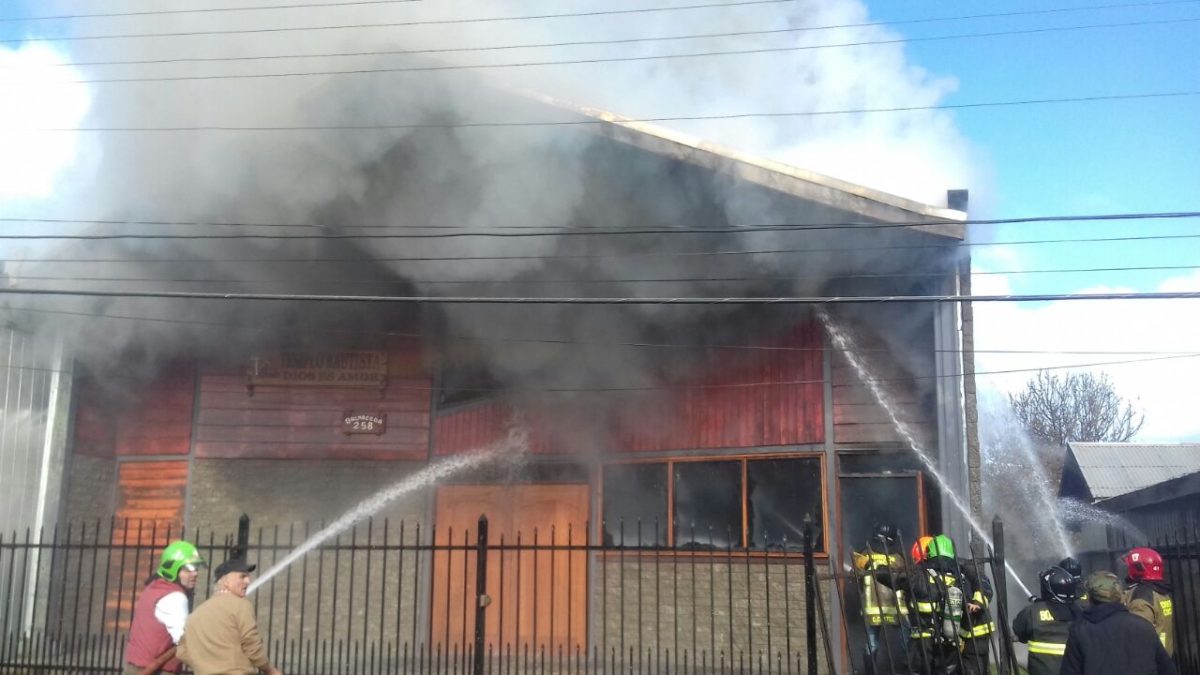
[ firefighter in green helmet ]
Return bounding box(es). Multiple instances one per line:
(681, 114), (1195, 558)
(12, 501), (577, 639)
(125, 540), (206, 675)
(909, 534), (996, 675)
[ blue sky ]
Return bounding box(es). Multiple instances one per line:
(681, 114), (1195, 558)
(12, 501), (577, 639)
(867, 0), (1200, 294)
(863, 0), (1200, 439)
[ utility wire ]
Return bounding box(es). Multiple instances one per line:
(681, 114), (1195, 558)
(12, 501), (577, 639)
(11, 0), (1194, 25)
(12, 1), (1197, 68)
(0, 0), (795, 43)
(3, 0), (424, 23)
(4, 231), (1200, 265)
(3, 346), (1197, 391)
(15, 19), (1200, 85)
(3, 287), (1200, 304)
(5, 264), (1199, 287)
(4, 231), (1199, 266)
(5, 305), (1194, 357)
(2, 211), (1198, 237)
(25, 92), (1200, 131)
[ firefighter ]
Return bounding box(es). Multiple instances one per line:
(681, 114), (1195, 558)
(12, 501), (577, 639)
(1012, 566), (1080, 675)
(909, 534), (996, 675)
(1123, 547), (1175, 656)
(1058, 556), (1090, 609)
(852, 524), (909, 674)
(911, 535), (934, 565)
(125, 541), (206, 675)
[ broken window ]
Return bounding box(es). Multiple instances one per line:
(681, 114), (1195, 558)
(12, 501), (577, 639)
(747, 458), (823, 551)
(673, 461), (742, 550)
(601, 463), (668, 545)
(839, 475), (921, 558)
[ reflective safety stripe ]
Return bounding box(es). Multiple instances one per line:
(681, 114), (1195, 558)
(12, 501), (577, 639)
(916, 602), (935, 613)
(1028, 641), (1066, 656)
(967, 621), (996, 637)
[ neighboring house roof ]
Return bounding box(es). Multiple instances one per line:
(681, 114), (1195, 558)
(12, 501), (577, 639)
(1064, 442), (1200, 501)
(524, 93), (967, 239)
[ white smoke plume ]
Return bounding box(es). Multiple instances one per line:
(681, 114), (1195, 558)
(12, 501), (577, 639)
(1, 0), (982, 416)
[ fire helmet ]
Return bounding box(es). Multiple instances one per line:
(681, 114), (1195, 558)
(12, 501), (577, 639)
(1123, 547), (1164, 582)
(925, 534), (956, 560)
(1039, 567), (1078, 604)
(911, 535), (934, 563)
(1057, 556), (1083, 582)
(158, 541), (206, 583)
(872, 524), (902, 548)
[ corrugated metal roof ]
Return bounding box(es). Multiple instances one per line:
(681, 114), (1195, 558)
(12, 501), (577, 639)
(1067, 442), (1200, 500)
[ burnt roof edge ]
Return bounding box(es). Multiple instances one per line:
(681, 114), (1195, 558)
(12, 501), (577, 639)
(524, 93), (967, 240)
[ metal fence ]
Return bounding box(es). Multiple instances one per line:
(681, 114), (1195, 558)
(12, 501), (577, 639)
(0, 516), (834, 675)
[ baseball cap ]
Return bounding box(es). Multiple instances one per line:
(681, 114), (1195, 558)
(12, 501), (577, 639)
(1085, 571), (1125, 604)
(213, 558), (257, 580)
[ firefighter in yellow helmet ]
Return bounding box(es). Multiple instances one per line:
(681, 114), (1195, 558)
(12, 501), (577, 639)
(851, 524), (909, 674)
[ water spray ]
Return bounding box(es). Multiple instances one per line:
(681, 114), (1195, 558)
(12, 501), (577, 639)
(248, 421), (528, 593)
(818, 310), (1034, 599)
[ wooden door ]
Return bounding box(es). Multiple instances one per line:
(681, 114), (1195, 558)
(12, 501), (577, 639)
(432, 484), (589, 656)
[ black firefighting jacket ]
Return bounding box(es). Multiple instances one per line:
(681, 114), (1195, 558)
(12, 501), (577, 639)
(1012, 598), (1078, 675)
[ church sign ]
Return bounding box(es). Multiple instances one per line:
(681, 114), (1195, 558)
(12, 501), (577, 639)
(248, 351), (388, 390)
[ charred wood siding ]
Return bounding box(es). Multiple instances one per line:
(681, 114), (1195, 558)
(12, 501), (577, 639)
(831, 346), (935, 448)
(193, 376), (431, 460)
(434, 322), (824, 455)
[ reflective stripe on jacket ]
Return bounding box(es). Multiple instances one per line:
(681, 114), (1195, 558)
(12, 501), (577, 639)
(1012, 598), (1075, 675)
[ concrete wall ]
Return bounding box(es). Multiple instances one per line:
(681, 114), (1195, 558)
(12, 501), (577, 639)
(187, 458), (431, 533)
(62, 454), (118, 526)
(593, 558), (832, 674)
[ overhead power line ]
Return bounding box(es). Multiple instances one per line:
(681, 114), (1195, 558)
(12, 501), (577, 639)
(5, 231), (1200, 265)
(1, 211), (1197, 237)
(6, 263), (1199, 287)
(24, 92), (1200, 131)
(14, 18), (1200, 85)
(8, 304), (1195, 357)
(6, 349), (1198, 391)
(0, 340), (1196, 391)
(0, 0), (794, 43)
(2, 287), (1200, 304)
(12, 2), (1198, 69)
(3, 0), (424, 23)
(10, 0), (1194, 25)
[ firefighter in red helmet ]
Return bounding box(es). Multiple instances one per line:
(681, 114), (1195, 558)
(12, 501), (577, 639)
(1123, 547), (1175, 656)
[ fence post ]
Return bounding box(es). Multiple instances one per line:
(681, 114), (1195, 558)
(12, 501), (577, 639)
(234, 514), (250, 560)
(991, 515), (1019, 675)
(473, 514), (489, 675)
(804, 521), (817, 675)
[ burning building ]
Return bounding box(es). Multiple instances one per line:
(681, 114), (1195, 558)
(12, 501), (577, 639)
(0, 90), (977, 673)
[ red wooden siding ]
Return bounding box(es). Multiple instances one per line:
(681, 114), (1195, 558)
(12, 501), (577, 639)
(116, 460), (188, 525)
(194, 337), (431, 460)
(73, 364), (196, 457)
(106, 460), (189, 631)
(115, 364), (195, 457)
(435, 321), (824, 455)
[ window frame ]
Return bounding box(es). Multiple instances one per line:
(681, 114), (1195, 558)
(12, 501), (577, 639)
(836, 451), (928, 557)
(597, 451), (828, 556)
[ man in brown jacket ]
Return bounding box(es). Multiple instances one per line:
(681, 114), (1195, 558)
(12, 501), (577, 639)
(178, 558), (283, 675)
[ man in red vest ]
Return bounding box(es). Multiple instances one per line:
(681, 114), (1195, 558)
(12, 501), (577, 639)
(125, 541), (206, 675)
